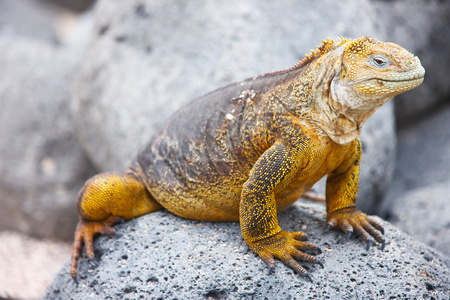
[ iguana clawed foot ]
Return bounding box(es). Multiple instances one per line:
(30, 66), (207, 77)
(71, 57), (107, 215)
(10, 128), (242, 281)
(247, 230), (323, 281)
(70, 215), (123, 282)
(326, 208), (385, 251)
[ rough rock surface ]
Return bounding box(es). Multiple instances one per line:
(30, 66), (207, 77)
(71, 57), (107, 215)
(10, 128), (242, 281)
(44, 200), (449, 299)
(72, 0), (396, 212)
(0, 37), (96, 240)
(371, 0), (450, 124)
(381, 104), (450, 255)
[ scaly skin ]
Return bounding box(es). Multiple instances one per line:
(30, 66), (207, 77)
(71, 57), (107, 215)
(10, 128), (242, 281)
(70, 36), (425, 281)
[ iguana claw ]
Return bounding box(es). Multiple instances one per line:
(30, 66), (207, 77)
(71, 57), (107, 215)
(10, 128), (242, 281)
(317, 259), (324, 268)
(365, 239), (372, 251)
(327, 208), (385, 251)
(345, 231), (352, 241)
(88, 257), (99, 267)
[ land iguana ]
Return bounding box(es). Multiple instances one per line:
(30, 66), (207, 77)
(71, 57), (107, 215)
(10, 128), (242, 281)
(70, 36), (425, 282)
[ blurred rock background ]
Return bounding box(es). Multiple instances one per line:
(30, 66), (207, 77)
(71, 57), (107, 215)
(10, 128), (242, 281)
(0, 0), (448, 299)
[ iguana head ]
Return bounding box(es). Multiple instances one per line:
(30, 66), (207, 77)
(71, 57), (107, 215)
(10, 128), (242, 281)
(339, 36), (425, 100)
(310, 36), (425, 144)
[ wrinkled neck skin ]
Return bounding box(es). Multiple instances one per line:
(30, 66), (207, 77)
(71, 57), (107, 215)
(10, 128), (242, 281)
(308, 46), (392, 145)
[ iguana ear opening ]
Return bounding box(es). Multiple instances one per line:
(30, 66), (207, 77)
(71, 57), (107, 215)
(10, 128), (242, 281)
(340, 66), (347, 81)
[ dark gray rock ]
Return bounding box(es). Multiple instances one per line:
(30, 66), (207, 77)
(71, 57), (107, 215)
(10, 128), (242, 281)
(44, 200), (450, 299)
(381, 104), (450, 255)
(371, 0), (450, 124)
(40, 0), (96, 12)
(383, 103), (450, 197)
(387, 181), (450, 256)
(357, 102), (396, 213)
(72, 0), (396, 212)
(0, 37), (96, 240)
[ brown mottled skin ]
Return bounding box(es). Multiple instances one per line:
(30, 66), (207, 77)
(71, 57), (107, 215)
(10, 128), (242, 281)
(70, 37), (425, 281)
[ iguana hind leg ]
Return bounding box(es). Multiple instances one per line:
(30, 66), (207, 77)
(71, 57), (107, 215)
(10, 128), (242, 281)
(70, 171), (163, 281)
(302, 187), (326, 202)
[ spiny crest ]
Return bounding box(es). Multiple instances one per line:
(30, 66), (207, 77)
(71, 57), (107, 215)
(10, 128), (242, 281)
(261, 37), (351, 77)
(295, 37), (351, 67)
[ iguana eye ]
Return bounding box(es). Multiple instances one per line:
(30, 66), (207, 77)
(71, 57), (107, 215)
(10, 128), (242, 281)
(370, 55), (390, 68)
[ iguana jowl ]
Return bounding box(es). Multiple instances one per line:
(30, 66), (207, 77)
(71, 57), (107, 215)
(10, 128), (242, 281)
(70, 36), (425, 281)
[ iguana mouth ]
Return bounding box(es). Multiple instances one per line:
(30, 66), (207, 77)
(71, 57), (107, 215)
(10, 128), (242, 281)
(378, 74), (425, 82)
(378, 66), (425, 82)
(355, 66), (425, 84)
(354, 75), (424, 86)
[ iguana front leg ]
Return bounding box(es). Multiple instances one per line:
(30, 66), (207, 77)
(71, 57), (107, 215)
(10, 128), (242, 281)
(240, 140), (322, 281)
(325, 139), (385, 250)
